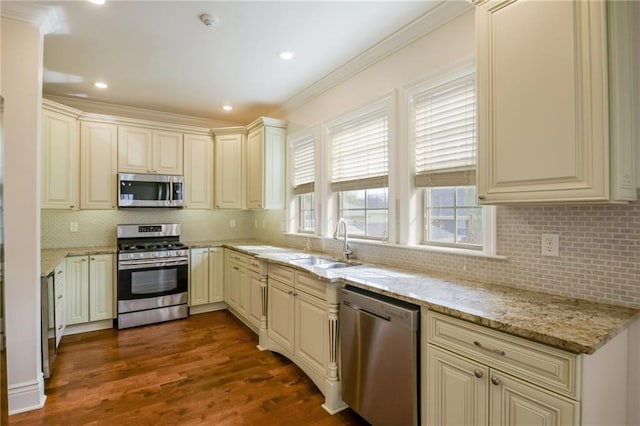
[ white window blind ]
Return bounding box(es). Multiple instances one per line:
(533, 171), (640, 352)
(292, 135), (314, 195)
(330, 103), (389, 192)
(413, 71), (476, 187)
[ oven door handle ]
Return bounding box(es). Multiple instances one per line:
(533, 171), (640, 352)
(118, 258), (189, 270)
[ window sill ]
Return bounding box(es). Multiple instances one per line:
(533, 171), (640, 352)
(282, 233), (507, 260)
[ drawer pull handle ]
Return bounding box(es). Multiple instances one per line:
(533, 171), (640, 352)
(474, 370), (483, 378)
(57, 295), (63, 300)
(233, 266), (240, 271)
(473, 341), (506, 356)
(491, 377), (501, 386)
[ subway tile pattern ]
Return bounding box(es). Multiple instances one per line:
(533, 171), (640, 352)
(257, 197), (640, 309)
(41, 209), (253, 249)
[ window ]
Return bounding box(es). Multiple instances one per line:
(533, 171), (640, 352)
(292, 135), (315, 233)
(411, 69), (491, 250)
(339, 188), (388, 239)
(329, 99), (390, 240)
(425, 186), (482, 247)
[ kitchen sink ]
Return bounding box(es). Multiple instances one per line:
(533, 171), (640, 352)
(291, 256), (361, 269)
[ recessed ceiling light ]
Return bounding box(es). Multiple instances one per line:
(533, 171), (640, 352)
(222, 105), (233, 111)
(88, 0), (105, 5)
(279, 51), (295, 61)
(94, 81), (108, 89)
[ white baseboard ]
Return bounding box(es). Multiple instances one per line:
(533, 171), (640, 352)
(63, 319), (113, 336)
(8, 374), (46, 415)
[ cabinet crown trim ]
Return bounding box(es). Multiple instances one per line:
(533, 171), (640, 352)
(246, 116), (287, 132)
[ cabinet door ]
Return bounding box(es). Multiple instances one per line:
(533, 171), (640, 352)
(54, 262), (66, 346)
(153, 130), (183, 175)
(246, 127), (264, 209)
(190, 248), (209, 306)
(263, 125), (286, 209)
(489, 371), (579, 426)
(118, 126), (153, 173)
(237, 267), (251, 319)
(476, 0), (610, 203)
(89, 254), (114, 322)
(225, 261), (240, 309)
(426, 345), (489, 426)
(66, 256), (89, 325)
(42, 108), (78, 209)
(267, 279), (294, 353)
(184, 134), (213, 209)
(80, 121), (118, 209)
(248, 272), (264, 329)
(208, 248), (224, 303)
(295, 290), (328, 376)
(214, 133), (243, 209)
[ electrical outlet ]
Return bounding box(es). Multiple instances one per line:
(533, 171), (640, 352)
(230, 219), (236, 228)
(70, 222), (78, 233)
(261, 220), (266, 228)
(541, 233), (559, 257)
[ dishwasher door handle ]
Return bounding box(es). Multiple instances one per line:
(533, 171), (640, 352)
(353, 305), (391, 322)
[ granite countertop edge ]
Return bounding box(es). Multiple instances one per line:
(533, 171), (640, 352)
(43, 240), (639, 355)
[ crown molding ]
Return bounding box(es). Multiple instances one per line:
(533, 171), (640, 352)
(44, 95), (239, 129)
(269, 0), (472, 118)
(1, 2), (59, 34)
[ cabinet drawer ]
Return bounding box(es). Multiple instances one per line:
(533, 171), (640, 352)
(295, 271), (326, 300)
(269, 263), (294, 284)
(247, 257), (266, 274)
(426, 311), (581, 399)
(226, 250), (250, 268)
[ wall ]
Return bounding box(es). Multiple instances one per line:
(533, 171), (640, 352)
(42, 209), (253, 248)
(1, 16), (45, 413)
(254, 9), (640, 310)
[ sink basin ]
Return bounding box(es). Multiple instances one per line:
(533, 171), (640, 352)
(291, 256), (361, 269)
(292, 256), (336, 266)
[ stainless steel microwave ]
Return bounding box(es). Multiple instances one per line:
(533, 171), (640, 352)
(118, 173), (184, 208)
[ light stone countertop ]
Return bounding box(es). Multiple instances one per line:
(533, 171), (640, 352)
(42, 240), (639, 355)
(222, 242), (639, 355)
(41, 246), (117, 277)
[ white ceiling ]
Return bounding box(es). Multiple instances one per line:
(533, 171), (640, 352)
(9, 1), (471, 124)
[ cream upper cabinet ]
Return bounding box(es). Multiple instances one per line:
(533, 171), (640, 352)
(475, 0), (636, 204)
(118, 126), (183, 175)
(80, 121), (118, 209)
(213, 128), (244, 209)
(245, 117), (287, 209)
(183, 133), (213, 209)
(42, 101), (80, 209)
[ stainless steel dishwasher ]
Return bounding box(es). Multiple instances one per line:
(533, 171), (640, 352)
(340, 285), (420, 426)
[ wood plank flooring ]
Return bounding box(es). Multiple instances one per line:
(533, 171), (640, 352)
(10, 311), (369, 425)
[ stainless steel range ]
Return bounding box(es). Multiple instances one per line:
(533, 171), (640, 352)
(116, 224), (189, 329)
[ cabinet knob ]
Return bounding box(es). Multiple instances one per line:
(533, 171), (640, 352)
(233, 266), (239, 271)
(82, 258), (87, 262)
(478, 195), (486, 200)
(57, 295), (63, 300)
(90, 257), (95, 261)
(474, 370), (483, 378)
(491, 377), (501, 386)
(288, 290), (293, 295)
(57, 270), (63, 275)
(58, 325), (63, 330)
(70, 205), (75, 209)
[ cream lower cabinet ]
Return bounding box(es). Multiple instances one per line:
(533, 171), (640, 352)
(224, 249), (267, 337)
(80, 120), (118, 209)
(475, 0), (636, 204)
(266, 263), (344, 414)
(424, 310), (632, 426)
(54, 261), (66, 347)
(65, 254), (114, 326)
(190, 247), (223, 307)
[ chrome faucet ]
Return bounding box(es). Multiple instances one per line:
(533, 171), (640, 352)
(333, 218), (353, 260)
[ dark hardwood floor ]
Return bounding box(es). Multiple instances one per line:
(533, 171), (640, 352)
(10, 311), (369, 425)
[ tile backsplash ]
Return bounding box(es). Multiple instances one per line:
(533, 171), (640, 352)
(253, 198), (640, 309)
(41, 209), (253, 248)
